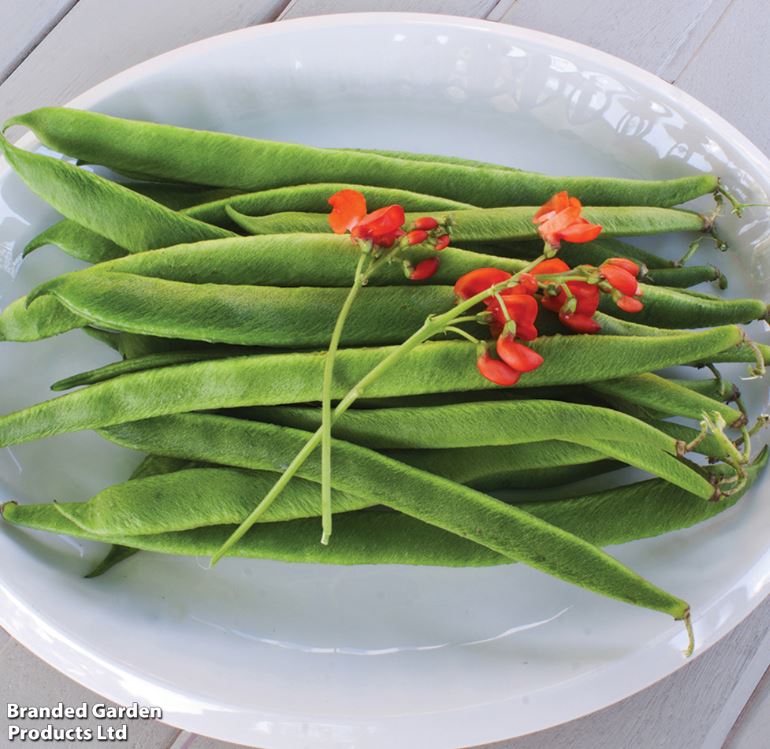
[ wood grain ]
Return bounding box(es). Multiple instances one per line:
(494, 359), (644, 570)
(0, 0), (290, 132)
(493, 0), (731, 80)
(725, 666), (770, 749)
(676, 0), (770, 157)
(0, 0), (77, 83)
(279, 0), (499, 20)
(0, 624), (11, 653)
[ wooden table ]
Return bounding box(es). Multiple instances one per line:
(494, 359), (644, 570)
(1, 2), (768, 747)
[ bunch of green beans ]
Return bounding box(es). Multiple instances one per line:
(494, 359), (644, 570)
(1, 107), (768, 656)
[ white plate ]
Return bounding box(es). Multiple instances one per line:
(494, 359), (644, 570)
(0, 13), (769, 749)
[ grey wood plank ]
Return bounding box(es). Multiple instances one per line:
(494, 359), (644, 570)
(170, 734), (252, 749)
(0, 624), (10, 652)
(0, 0), (77, 84)
(494, 0), (730, 80)
(702, 617), (770, 749)
(0, 0), (290, 133)
(676, 0), (770, 158)
(279, 0), (498, 20)
(725, 666), (770, 749)
(479, 595), (770, 749)
(0, 640), (179, 748)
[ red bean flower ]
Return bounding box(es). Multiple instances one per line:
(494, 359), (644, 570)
(533, 258), (601, 334)
(328, 189), (405, 247)
(534, 191), (602, 248)
(328, 189), (448, 280)
(599, 257), (645, 313)
(453, 266), (544, 386)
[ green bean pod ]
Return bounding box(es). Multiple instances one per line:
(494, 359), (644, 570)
(0, 136), (235, 253)
(587, 373), (743, 426)
(85, 452), (195, 577)
(186, 182), (474, 226)
(0, 327), (744, 447)
(239, 402), (714, 498)
(643, 266), (726, 289)
(51, 349), (253, 391)
(227, 205), (707, 242)
(600, 286), (767, 328)
(387, 440), (618, 491)
(95, 414), (694, 623)
(0, 296), (82, 341)
(24, 221), (125, 263)
(37, 273), (457, 346)
(8, 107), (719, 207)
(53, 467), (375, 536)
(347, 147), (524, 172)
(673, 377), (738, 402)
(33, 234), (527, 291)
(23, 183), (241, 262)
(10, 422), (760, 565)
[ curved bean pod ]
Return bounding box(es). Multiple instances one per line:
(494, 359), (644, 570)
(599, 286), (767, 328)
(238, 402), (714, 498)
(38, 273), (457, 346)
(95, 414), (693, 622)
(53, 467), (374, 536)
(0, 136), (235, 254)
(387, 440), (617, 491)
(643, 265), (726, 289)
(186, 182), (473, 226)
(40, 234), (527, 289)
(24, 221), (125, 263)
(227, 205), (707, 242)
(8, 443), (763, 567)
(0, 296), (82, 342)
(8, 107), (719, 207)
(0, 329), (743, 448)
(51, 349), (252, 391)
(85, 452), (195, 578)
(587, 373), (743, 426)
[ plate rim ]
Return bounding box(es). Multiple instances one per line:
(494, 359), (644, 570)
(0, 11), (768, 748)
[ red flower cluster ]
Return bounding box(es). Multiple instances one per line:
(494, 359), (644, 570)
(327, 189), (450, 280)
(455, 268), (542, 385)
(451, 192), (646, 386)
(535, 257), (602, 333)
(534, 191), (602, 248)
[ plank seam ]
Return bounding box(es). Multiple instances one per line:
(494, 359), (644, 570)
(701, 618), (770, 749)
(259, 0), (294, 24)
(485, 0), (519, 22)
(672, 0), (737, 84)
(723, 665), (770, 748)
(0, 0), (80, 87)
(276, 0), (300, 20)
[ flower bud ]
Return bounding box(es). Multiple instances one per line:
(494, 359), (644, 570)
(406, 229), (429, 245)
(414, 216), (439, 231)
(434, 234), (450, 251)
(409, 256), (440, 281)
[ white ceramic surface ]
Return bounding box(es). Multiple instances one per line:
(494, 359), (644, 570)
(0, 13), (768, 749)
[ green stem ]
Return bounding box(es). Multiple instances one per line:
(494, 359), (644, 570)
(444, 325), (480, 344)
(320, 252), (369, 545)
(210, 253), (548, 565)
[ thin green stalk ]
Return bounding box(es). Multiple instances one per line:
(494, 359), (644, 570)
(211, 252), (549, 565)
(320, 252), (369, 545)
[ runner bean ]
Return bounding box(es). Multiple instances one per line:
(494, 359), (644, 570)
(227, 205), (707, 241)
(7, 107), (719, 207)
(0, 136), (234, 253)
(37, 273), (457, 346)
(0, 329), (744, 447)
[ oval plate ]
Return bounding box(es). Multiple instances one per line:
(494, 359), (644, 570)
(0, 13), (768, 749)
